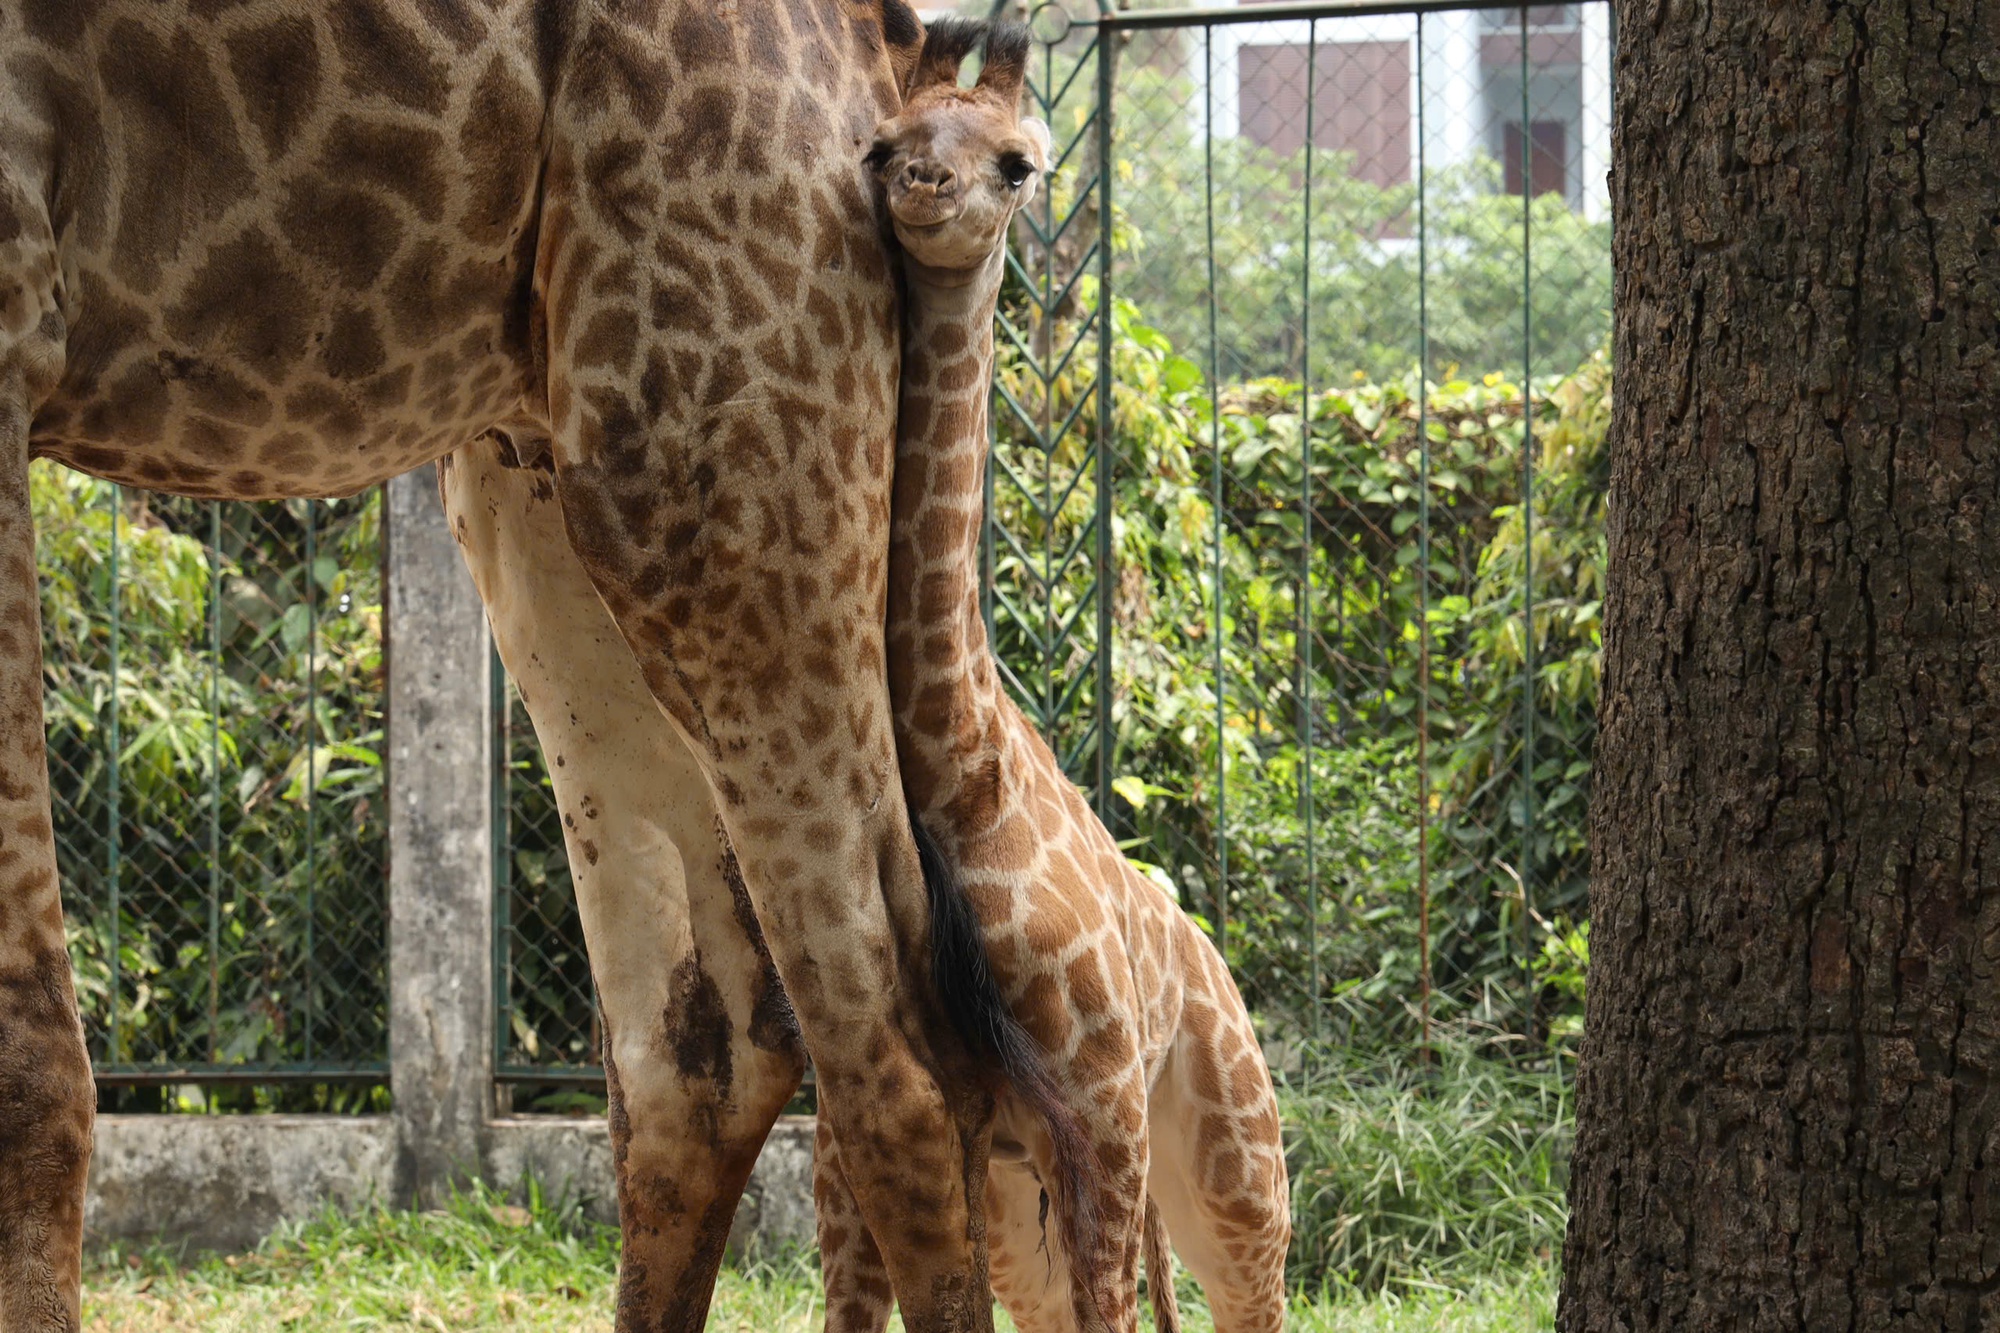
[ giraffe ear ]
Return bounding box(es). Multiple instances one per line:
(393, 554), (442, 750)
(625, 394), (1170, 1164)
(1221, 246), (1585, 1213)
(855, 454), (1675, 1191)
(1021, 118), (1053, 174)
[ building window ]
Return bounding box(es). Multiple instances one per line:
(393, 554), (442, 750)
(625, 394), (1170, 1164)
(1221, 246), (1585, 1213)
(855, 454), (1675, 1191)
(1238, 41), (1413, 188)
(1503, 120), (1567, 199)
(1481, 6), (1578, 30)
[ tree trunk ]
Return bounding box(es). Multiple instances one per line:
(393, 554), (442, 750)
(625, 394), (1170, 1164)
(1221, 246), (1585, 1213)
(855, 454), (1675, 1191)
(1560, 5), (2000, 1330)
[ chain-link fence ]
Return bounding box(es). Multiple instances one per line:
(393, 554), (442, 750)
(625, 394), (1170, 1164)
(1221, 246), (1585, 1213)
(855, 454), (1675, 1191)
(1003, 0), (1609, 1070)
(490, 0), (1615, 1092)
(44, 468), (387, 1111)
(41, 4), (1610, 1104)
(493, 674), (603, 1109)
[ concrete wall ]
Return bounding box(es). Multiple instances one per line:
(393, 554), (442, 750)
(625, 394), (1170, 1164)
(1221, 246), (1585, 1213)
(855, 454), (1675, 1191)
(87, 1115), (820, 1259)
(87, 1115), (398, 1256)
(483, 1115), (819, 1257)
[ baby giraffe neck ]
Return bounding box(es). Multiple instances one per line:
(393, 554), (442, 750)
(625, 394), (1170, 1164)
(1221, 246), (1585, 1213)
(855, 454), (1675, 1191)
(888, 248), (1011, 811)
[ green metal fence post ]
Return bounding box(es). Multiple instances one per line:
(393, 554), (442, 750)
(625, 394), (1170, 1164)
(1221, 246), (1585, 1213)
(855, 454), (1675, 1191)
(1518, 4), (1538, 1018)
(1039, 29), (1057, 745)
(1094, 0), (1116, 823)
(1299, 21), (1320, 1053)
(1415, 10), (1433, 1061)
(305, 501), (318, 1064)
(208, 502), (222, 1066)
(491, 647), (513, 1082)
(1203, 22), (1227, 961)
(107, 483), (121, 1065)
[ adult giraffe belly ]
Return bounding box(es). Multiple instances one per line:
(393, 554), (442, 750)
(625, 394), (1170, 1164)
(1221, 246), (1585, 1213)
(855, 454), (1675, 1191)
(9, 0), (549, 501)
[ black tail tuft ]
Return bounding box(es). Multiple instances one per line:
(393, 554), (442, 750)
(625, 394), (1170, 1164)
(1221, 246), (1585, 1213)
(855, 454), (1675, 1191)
(913, 818), (1105, 1314)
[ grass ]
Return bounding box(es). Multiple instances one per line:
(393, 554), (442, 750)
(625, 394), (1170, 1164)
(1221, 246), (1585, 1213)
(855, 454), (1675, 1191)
(83, 1184), (1555, 1332)
(1283, 1038), (1573, 1292)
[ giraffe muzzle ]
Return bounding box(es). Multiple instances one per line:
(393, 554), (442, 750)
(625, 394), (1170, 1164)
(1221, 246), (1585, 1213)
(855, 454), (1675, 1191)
(889, 176), (964, 229)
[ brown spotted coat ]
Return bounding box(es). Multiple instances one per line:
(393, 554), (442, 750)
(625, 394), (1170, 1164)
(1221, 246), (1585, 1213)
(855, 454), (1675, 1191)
(816, 24), (1291, 1333)
(0, 5), (1005, 1331)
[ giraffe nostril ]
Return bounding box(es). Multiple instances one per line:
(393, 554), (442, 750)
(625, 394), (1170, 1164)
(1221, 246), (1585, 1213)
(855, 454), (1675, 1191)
(903, 160), (957, 192)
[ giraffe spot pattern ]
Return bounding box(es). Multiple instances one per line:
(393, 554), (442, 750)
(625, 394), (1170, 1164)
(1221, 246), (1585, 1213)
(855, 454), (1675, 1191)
(100, 21), (256, 292)
(226, 18), (323, 160)
(328, 0), (450, 116)
(0, 5), (1017, 1328)
(843, 35), (1293, 1329)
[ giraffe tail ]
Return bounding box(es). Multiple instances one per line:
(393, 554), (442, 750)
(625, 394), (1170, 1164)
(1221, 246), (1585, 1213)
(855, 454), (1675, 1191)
(1143, 1196), (1180, 1333)
(911, 817), (1105, 1318)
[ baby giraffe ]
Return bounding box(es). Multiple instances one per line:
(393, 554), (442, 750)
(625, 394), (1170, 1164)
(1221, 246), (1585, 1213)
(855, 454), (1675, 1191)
(815, 19), (1291, 1333)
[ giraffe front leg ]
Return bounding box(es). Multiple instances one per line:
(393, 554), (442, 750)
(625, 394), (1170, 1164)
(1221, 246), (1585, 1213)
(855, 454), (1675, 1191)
(549, 443), (993, 1333)
(443, 439), (804, 1333)
(814, 1117), (896, 1333)
(0, 171), (91, 1331)
(0, 383), (90, 1333)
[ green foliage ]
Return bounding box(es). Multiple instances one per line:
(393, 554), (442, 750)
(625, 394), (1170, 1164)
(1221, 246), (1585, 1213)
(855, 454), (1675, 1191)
(989, 280), (1609, 1056)
(1284, 1037), (1571, 1291)
(1113, 61), (1614, 384)
(41, 466), (386, 1109)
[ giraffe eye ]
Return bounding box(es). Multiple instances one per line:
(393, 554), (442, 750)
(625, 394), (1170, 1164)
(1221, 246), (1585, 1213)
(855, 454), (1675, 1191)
(999, 154), (1034, 189)
(864, 142), (894, 173)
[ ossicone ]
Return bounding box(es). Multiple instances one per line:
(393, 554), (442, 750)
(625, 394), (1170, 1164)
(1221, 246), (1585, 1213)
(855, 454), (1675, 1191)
(906, 17), (1034, 107)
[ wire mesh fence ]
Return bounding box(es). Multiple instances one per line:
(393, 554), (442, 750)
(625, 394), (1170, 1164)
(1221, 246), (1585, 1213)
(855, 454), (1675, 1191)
(14, 1), (1610, 1102)
(492, 672), (603, 1106)
(493, 2), (1610, 1091)
(1062, 0), (1606, 1070)
(44, 467), (387, 1110)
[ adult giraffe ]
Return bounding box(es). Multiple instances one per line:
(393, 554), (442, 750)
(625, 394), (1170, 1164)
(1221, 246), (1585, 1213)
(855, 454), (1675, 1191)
(0, 4), (1000, 1330)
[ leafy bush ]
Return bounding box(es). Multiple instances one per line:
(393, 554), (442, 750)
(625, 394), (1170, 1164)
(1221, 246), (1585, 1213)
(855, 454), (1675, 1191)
(41, 466), (386, 1109)
(989, 281), (1608, 1056)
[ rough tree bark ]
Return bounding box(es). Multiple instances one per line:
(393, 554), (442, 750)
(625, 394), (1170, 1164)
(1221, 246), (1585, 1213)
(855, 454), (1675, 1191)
(1560, 4), (2000, 1330)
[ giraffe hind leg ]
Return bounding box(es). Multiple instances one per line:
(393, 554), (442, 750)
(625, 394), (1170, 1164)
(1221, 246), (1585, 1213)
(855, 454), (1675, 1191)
(815, 1118), (896, 1333)
(986, 1158), (1080, 1333)
(1143, 958), (1290, 1333)
(443, 438), (805, 1333)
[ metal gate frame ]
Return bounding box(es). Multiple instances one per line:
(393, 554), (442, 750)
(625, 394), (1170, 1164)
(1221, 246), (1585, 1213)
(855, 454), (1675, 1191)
(987, 0), (1602, 1048)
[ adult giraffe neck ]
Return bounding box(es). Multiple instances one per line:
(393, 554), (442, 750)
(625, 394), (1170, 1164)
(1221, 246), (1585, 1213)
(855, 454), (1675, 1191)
(886, 245), (1012, 810)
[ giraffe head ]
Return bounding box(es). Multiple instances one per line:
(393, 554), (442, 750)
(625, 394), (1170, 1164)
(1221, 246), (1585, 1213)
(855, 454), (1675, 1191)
(866, 19), (1050, 277)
